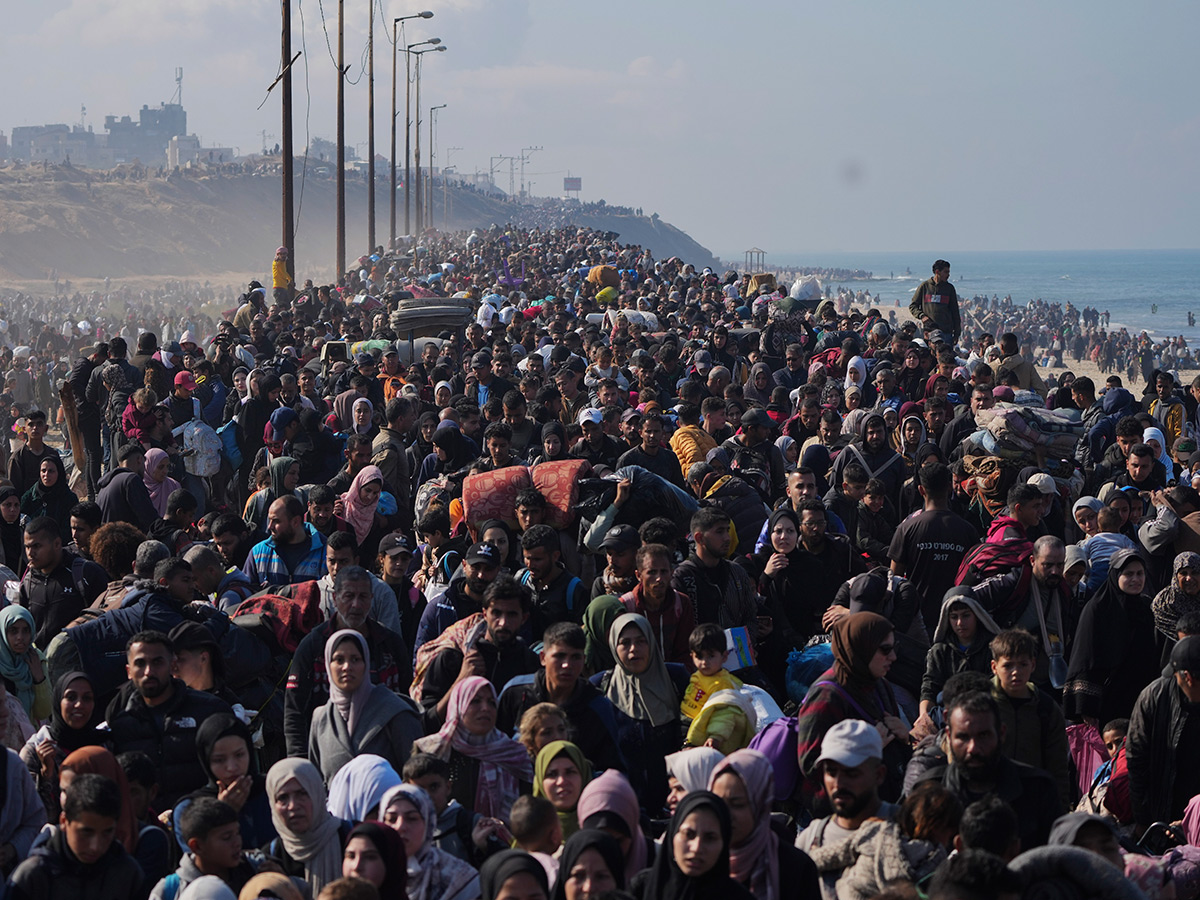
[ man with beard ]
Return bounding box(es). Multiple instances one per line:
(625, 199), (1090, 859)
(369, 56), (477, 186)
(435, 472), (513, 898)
(106, 630), (233, 808)
(916, 691), (1060, 851)
(413, 541), (503, 650)
(618, 544), (695, 666)
(797, 720), (895, 900)
(830, 411), (907, 506)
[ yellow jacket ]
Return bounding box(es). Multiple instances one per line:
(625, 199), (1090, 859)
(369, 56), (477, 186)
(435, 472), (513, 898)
(670, 424), (718, 481)
(272, 258), (293, 290)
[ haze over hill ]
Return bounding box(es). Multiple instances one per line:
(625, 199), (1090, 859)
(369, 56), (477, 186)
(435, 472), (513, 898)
(0, 166), (718, 284)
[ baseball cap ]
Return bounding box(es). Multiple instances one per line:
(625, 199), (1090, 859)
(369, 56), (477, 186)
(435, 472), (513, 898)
(741, 408), (774, 430)
(269, 407), (299, 431)
(465, 541), (502, 567)
(814, 719), (884, 769)
(379, 533), (413, 557)
(174, 371), (197, 390)
(1027, 473), (1057, 496)
(578, 408), (603, 428)
(599, 524), (640, 552)
(169, 621), (220, 653)
(705, 447), (731, 468)
(471, 351), (493, 368)
(1171, 635), (1200, 674)
(355, 352), (376, 366)
(928, 330), (948, 345)
(692, 349), (713, 373)
(383, 346), (398, 358)
(620, 408), (643, 424)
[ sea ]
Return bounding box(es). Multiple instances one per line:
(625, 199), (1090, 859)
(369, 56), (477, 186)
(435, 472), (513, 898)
(724, 249), (1200, 342)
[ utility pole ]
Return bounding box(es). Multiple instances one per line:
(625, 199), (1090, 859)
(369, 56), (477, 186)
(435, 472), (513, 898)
(390, 19), (399, 248)
(281, 0), (295, 285)
(414, 54), (422, 234)
(366, 0), (375, 254)
(520, 146), (541, 199)
(428, 104), (445, 230)
(335, 0), (346, 279)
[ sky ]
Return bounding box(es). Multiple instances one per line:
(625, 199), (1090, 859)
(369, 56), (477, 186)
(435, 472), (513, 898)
(4, 0), (1199, 259)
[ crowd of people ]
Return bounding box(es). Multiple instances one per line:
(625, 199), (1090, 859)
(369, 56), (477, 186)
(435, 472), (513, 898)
(0, 230), (1197, 900)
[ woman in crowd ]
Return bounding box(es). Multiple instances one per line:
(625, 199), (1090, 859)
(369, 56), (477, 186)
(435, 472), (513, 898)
(143, 447), (182, 518)
(530, 422), (570, 468)
(21, 670), (104, 818)
(1065, 548), (1160, 726)
(418, 425), (475, 488)
(340, 465), (389, 562)
(740, 509), (809, 684)
(265, 758), (350, 894)
(582, 596), (624, 675)
(380, 783), (480, 900)
(517, 703), (568, 759)
(341, 821), (407, 898)
(796, 612), (910, 801)
(534, 740), (592, 841)
(601, 613), (686, 806)
(412, 676), (532, 821)
(243, 455), (301, 538)
(552, 829), (625, 900)
(326, 754), (403, 823)
(20, 456), (74, 540)
(708, 750), (820, 900)
(1151, 551), (1200, 648)
(0, 605), (49, 725)
(310, 630), (421, 781)
(630, 791), (753, 900)
(351, 397), (378, 441)
(480, 850), (551, 900)
(477, 518), (519, 571)
(577, 769), (653, 887)
(665, 748), (724, 816)
(0, 486), (24, 574)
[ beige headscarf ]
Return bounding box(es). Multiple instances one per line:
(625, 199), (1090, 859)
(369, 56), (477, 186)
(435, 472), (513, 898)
(265, 759), (344, 894)
(605, 613), (679, 727)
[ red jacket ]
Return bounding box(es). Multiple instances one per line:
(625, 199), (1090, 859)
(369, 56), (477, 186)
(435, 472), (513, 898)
(619, 584), (696, 667)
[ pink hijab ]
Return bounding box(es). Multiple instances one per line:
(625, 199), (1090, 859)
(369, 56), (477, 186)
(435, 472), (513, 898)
(710, 749), (780, 900)
(143, 447), (181, 517)
(576, 770), (647, 883)
(412, 676), (532, 820)
(341, 464), (384, 543)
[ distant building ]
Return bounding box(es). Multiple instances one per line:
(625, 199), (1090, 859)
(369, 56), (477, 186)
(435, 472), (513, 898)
(9, 101), (191, 169)
(167, 135), (234, 168)
(105, 103), (187, 165)
(0, 132), (8, 164)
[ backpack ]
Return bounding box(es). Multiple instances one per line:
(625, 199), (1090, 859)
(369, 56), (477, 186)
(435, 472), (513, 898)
(518, 570), (583, 613)
(727, 443), (772, 501)
(183, 401), (221, 477)
(955, 538), (1033, 587)
(415, 478), (454, 523)
(748, 715), (800, 801)
(216, 417), (243, 470)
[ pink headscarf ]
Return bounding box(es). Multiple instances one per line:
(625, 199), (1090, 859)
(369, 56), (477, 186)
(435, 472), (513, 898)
(710, 749), (780, 900)
(143, 447), (181, 517)
(576, 770), (647, 883)
(323, 629), (373, 733)
(341, 464), (384, 543)
(411, 676), (532, 820)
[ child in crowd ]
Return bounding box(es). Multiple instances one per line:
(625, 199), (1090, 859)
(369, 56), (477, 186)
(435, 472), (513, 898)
(1080, 506), (1137, 591)
(8, 774), (143, 900)
(989, 629), (1070, 809)
(402, 753), (510, 866)
(680, 624), (742, 726)
(307, 484), (350, 538)
(151, 797), (259, 899)
(509, 794), (561, 887)
(518, 703), (569, 759)
(856, 478), (894, 567)
(919, 588), (1001, 724)
(117, 750), (173, 889)
(1102, 717), (1130, 761)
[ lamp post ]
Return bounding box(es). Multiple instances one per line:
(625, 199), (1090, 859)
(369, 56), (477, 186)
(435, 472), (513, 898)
(411, 44), (445, 235)
(389, 12), (433, 249)
(403, 40), (443, 237)
(428, 103), (445, 230)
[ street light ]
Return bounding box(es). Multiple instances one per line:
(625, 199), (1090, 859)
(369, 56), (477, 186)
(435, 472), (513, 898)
(411, 44), (446, 235)
(389, 14), (435, 248)
(428, 103), (446, 229)
(401, 40), (443, 237)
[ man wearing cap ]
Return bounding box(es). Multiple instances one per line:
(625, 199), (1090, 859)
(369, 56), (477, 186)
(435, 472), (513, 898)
(796, 719), (896, 900)
(377, 532), (425, 652)
(1125, 634), (1200, 833)
(591, 524), (641, 599)
(909, 260), (960, 344)
(466, 351), (515, 410)
(97, 444), (160, 533)
(617, 413), (687, 489)
(413, 541), (504, 651)
(721, 408), (787, 500)
(68, 341), (109, 498)
(572, 408), (624, 474)
(773, 344), (808, 393)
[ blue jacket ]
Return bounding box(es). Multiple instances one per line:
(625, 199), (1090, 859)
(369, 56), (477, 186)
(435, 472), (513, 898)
(243, 523), (327, 588)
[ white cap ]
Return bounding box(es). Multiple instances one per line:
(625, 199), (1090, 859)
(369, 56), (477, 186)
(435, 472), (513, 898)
(577, 408), (603, 427)
(1027, 473), (1057, 496)
(814, 719), (884, 768)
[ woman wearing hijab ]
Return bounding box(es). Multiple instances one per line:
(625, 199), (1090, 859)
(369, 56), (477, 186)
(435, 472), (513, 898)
(340, 464), (388, 559)
(601, 614), (686, 807)
(0, 486), (25, 574)
(20, 455), (74, 541)
(264, 758), (350, 894)
(341, 821), (407, 898)
(796, 612), (910, 801)
(0, 605), (49, 724)
(182, 877), (237, 900)
(743, 363), (774, 407)
(309, 630), (421, 782)
(577, 769), (653, 886)
(891, 414), (927, 484)
(1152, 551), (1200, 647)
(243, 456), (301, 539)
(534, 740), (592, 840)
(664, 748), (724, 816)
(477, 518), (519, 571)
(844, 356), (868, 394)
(1143, 425), (1176, 478)
(708, 750), (819, 900)
(412, 676), (532, 821)
(176, 713), (276, 851)
(142, 447), (183, 518)
(1065, 548), (1160, 726)
(480, 850), (551, 900)
(583, 596), (625, 675)
(380, 783), (479, 900)
(799, 444), (833, 496)
(417, 425), (475, 488)
(773, 435), (798, 471)
(896, 348), (927, 402)
(349, 397), (378, 442)
(530, 421), (570, 468)
(552, 829), (625, 900)
(21, 671), (104, 818)
(630, 791), (753, 900)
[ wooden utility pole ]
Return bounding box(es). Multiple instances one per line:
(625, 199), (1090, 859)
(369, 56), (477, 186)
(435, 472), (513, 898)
(366, 0), (375, 254)
(336, 0), (346, 279)
(414, 54), (422, 234)
(281, 0), (295, 285)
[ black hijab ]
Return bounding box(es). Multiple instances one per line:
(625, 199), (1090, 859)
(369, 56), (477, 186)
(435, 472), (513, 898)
(638, 791), (747, 900)
(432, 425), (473, 473)
(481, 850), (550, 900)
(539, 421), (569, 462)
(0, 486), (23, 573)
(346, 822), (407, 900)
(193, 712), (265, 796)
(46, 671), (104, 752)
(552, 829), (625, 900)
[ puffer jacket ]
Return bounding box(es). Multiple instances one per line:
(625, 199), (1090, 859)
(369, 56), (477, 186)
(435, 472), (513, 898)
(697, 475), (770, 555)
(106, 677), (234, 808)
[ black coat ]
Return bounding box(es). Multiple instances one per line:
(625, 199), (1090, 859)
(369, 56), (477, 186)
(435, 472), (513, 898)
(1127, 674), (1197, 827)
(106, 678), (233, 808)
(96, 468), (159, 532)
